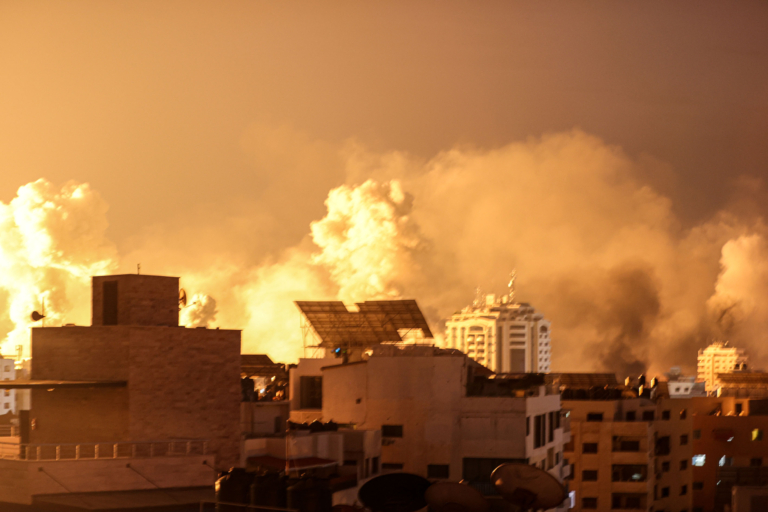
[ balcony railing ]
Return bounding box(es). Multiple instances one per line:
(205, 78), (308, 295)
(0, 440), (208, 461)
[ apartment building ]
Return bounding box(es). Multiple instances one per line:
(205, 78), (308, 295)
(697, 343), (749, 394)
(445, 294), (551, 373)
(0, 356), (15, 415)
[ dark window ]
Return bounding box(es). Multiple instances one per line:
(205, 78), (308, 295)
(662, 410), (670, 420)
(583, 443), (598, 454)
(382, 425), (403, 438)
(299, 376), (322, 409)
(612, 494), (644, 510)
(680, 459), (687, 470)
(736, 403), (743, 415)
(751, 457), (763, 467)
(526, 416), (529, 436)
(611, 465), (647, 482)
(612, 437), (641, 452)
(626, 411), (636, 421)
(680, 485), (687, 495)
(662, 461), (670, 472)
(343, 459), (357, 466)
(586, 412), (603, 422)
(427, 464), (450, 479)
(642, 410), (655, 421)
(372, 457), (379, 474)
(582, 497), (597, 509)
(548, 412), (555, 442)
(680, 409), (687, 420)
(381, 463), (403, 470)
(661, 487), (670, 498)
(680, 434), (689, 445)
(534, 415), (544, 448)
(103, 281), (118, 325)
(693, 429), (701, 440)
(555, 410), (561, 429)
(582, 470), (598, 481)
(693, 481), (704, 490)
(655, 436), (671, 456)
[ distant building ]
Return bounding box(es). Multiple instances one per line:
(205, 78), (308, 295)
(697, 342), (749, 394)
(0, 356), (15, 415)
(665, 367), (707, 398)
(445, 293), (551, 373)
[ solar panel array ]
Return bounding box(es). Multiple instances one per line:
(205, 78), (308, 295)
(295, 300), (433, 348)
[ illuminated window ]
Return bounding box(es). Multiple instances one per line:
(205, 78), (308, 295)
(718, 456), (733, 467)
(753, 429), (763, 441)
(692, 455), (706, 467)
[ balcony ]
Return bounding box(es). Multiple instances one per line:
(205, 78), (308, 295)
(0, 439), (208, 461)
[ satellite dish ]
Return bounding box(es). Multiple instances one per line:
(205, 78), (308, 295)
(31, 311), (46, 322)
(358, 473), (431, 512)
(491, 463), (566, 511)
(425, 482), (489, 512)
(179, 289), (187, 307)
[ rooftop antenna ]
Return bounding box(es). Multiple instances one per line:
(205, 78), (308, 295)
(508, 269), (517, 302)
(492, 463), (567, 511)
(137, 263), (141, 275)
(473, 287), (483, 308)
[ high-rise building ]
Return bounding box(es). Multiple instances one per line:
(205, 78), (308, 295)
(445, 292), (551, 373)
(697, 342), (749, 394)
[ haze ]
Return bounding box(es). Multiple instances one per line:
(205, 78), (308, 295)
(1, 1), (767, 377)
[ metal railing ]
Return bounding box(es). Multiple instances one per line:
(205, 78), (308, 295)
(0, 439), (208, 461)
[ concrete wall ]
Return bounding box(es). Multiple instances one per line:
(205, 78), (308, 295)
(241, 401), (290, 437)
(92, 274), (179, 327)
(289, 358), (338, 422)
(0, 455), (213, 505)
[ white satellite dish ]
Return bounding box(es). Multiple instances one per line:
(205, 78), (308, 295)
(491, 463), (566, 511)
(425, 482), (489, 512)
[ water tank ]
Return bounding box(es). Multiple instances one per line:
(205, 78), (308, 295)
(216, 468), (253, 512)
(287, 477), (332, 512)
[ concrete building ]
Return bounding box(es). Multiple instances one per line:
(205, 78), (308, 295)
(713, 373), (768, 399)
(319, 345), (569, 510)
(0, 274), (242, 509)
(651, 396), (768, 512)
(558, 374), (656, 512)
(665, 367), (707, 398)
(697, 342), (749, 394)
(0, 356), (15, 416)
(445, 294), (551, 373)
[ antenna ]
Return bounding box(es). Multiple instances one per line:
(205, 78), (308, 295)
(137, 263), (141, 275)
(425, 482), (489, 512)
(491, 463), (567, 511)
(473, 287), (483, 308)
(358, 473), (431, 512)
(508, 269), (517, 302)
(31, 297), (46, 327)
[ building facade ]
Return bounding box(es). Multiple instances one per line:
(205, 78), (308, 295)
(445, 294), (551, 373)
(697, 343), (749, 394)
(0, 357), (15, 416)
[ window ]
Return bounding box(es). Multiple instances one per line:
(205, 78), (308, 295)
(612, 465), (647, 482)
(662, 461), (670, 472)
(586, 412), (603, 422)
(693, 429), (701, 440)
(753, 429), (763, 441)
(102, 280), (118, 325)
(612, 494), (645, 510)
(642, 410), (655, 421)
(3, 390), (8, 397)
(661, 487), (670, 498)
(583, 443), (598, 454)
(427, 464), (450, 479)
(680, 434), (689, 445)
(736, 403), (743, 415)
(382, 425), (403, 438)
(680, 459), (687, 470)
(626, 411), (636, 421)
(534, 415), (544, 448)
(2, 403), (7, 409)
(680, 409), (687, 419)
(692, 455), (706, 467)
(582, 497), (597, 509)
(299, 376), (323, 409)
(382, 463), (404, 470)
(662, 410), (670, 420)
(655, 436), (671, 456)
(680, 485), (687, 495)
(548, 411), (555, 442)
(693, 481), (704, 490)
(582, 470), (598, 481)
(751, 458), (763, 467)
(613, 437), (641, 452)
(719, 456), (733, 467)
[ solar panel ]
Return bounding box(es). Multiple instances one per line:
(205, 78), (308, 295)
(295, 299), (433, 348)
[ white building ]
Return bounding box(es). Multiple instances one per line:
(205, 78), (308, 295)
(664, 367), (706, 398)
(319, 345), (570, 510)
(0, 356), (15, 415)
(697, 342), (749, 394)
(445, 294), (551, 373)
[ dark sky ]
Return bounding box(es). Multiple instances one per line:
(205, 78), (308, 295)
(1, 0), (767, 248)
